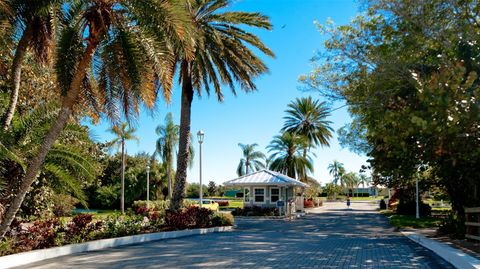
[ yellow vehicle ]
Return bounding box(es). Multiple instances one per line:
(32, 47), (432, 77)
(193, 199), (219, 212)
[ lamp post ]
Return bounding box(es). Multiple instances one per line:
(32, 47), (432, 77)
(197, 130), (205, 207)
(146, 164), (150, 206)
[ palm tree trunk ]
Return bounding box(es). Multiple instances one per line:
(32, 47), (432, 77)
(171, 61), (193, 211)
(245, 158), (249, 175)
(167, 165), (172, 200)
(2, 28), (30, 130)
(0, 41), (97, 239)
(121, 139), (125, 214)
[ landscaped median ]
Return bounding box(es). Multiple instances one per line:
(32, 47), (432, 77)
(0, 204), (234, 268)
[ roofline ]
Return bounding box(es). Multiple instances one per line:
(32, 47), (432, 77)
(223, 169), (309, 188)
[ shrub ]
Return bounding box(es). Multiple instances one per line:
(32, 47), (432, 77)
(212, 213), (234, 226)
(165, 206), (214, 230)
(95, 185), (119, 209)
(379, 199), (387, 210)
(438, 213), (466, 239)
(51, 194), (78, 217)
(396, 200), (432, 217)
(231, 206), (278, 216)
(102, 214), (144, 238)
(304, 199), (314, 208)
(217, 200), (229, 207)
(64, 214), (103, 243)
(10, 218), (63, 252)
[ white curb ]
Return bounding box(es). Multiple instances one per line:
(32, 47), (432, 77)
(402, 231), (480, 269)
(0, 226), (233, 269)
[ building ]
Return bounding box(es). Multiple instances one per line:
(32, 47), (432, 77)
(223, 169), (309, 211)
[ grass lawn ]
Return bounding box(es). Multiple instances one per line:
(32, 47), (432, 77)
(350, 196), (384, 201)
(218, 199), (244, 209)
(380, 210), (442, 229)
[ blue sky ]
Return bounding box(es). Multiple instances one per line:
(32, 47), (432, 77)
(86, 0), (368, 185)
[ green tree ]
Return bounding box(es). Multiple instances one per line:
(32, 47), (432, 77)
(282, 96), (333, 156)
(267, 132), (313, 180)
(155, 113), (194, 199)
(207, 181), (217, 196)
(171, 0), (274, 210)
(0, 0), (193, 238)
(107, 123), (138, 214)
(328, 160), (344, 186)
(301, 0), (480, 219)
(155, 113), (179, 200)
(236, 143), (265, 176)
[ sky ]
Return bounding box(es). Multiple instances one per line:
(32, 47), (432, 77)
(86, 0), (368, 186)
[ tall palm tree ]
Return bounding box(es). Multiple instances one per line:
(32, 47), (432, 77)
(236, 143), (265, 176)
(155, 113), (194, 199)
(171, 0), (274, 210)
(108, 123), (138, 214)
(1, 0), (60, 130)
(328, 160), (345, 186)
(282, 97), (332, 181)
(282, 97), (333, 149)
(0, 0), (193, 238)
(267, 132), (313, 180)
(343, 172), (360, 197)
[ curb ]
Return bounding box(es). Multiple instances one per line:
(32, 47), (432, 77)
(0, 226), (233, 269)
(402, 231), (480, 269)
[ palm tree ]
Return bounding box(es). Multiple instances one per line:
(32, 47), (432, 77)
(0, 0), (193, 238)
(107, 123), (138, 214)
(155, 113), (194, 199)
(343, 172), (360, 197)
(267, 132), (313, 180)
(171, 0), (274, 210)
(1, 0), (60, 130)
(236, 143), (265, 176)
(328, 160), (345, 186)
(282, 97), (333, 156)
(0, 102), (98, 216)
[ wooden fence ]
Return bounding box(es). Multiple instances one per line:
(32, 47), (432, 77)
(465, 207), (480, 241)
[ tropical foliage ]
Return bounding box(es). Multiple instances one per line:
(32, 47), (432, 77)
(236, 143), (265, 176)
(171, 0), (274, 210)
(301, 0), (480, 221)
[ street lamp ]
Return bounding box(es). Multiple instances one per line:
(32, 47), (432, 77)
(197, 130), (205, 207)
(415, 177), (420, 219)
(146, 164), (150, 206)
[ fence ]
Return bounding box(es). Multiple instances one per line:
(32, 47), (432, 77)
(465, 207), (480, 241)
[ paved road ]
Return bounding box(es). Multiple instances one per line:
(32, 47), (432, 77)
(16, 201), (453, 269)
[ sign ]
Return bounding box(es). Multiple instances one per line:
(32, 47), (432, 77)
(276, 200), (285, 207)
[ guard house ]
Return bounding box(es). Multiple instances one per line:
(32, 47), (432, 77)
(223, 169), (309, 212)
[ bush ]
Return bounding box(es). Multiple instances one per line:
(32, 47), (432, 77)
(212, 212), (234, 226)
(95, 185), (119, 209)
(438, 213), (466, 239)
(304, 199), (314, 208)
(102, 214), (144, 238)
(217, 200), (229, 207)
(379, 199), (387, 210)
(132, 200), (196, 216)
(51, 194), (78, 217)
(64, 214), (103, 243)
(231, 206), (278, 216)
(396, 200), (432, 217)
(165, 206), (213, 230)
(9, 218), (63, 253)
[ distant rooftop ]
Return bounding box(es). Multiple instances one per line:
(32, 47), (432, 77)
(224, 169), (309, 188)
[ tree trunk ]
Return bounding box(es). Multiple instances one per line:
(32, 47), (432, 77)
(167, 165), (172, 200)
(246, 158), (249, 175)
(2, 28), (30, 130)
(121, 139), (125, 214)
(0, 42), (97, 239)
(170, 61), (194, 211)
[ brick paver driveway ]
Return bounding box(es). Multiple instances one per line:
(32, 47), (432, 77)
(16, 201), (452, 269)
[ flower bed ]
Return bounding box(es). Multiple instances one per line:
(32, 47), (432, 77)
(0, 206), (233, 256)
